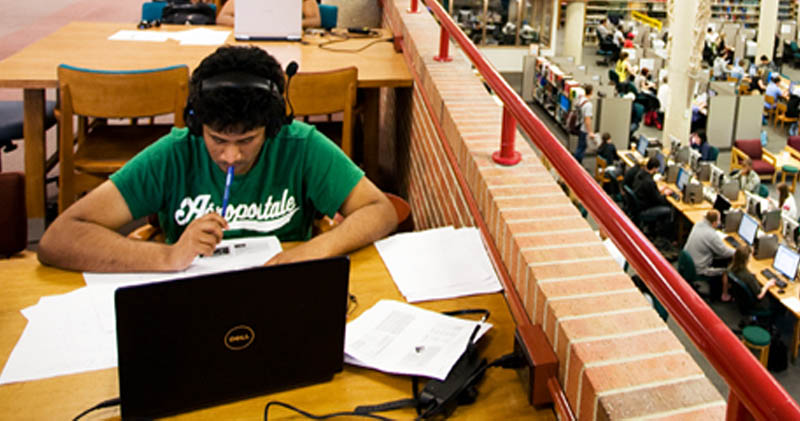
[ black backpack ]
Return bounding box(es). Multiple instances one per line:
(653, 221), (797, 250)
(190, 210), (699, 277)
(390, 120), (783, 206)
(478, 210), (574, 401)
(767, 335), (788, 372)
(565, 99), (585, 135)
(161, 1), (216, 25)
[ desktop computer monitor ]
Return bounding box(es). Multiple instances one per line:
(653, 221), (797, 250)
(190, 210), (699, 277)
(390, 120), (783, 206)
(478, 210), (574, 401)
(744, 191), (763, 219)
(688, 148), (701, 171)
(637, 135), (649, 156)
(676, 167), (690, 192)
(709, 165), (725, 190)
(656, 152), (666, 174)
(713, 194), (731, 215)
(676, 145), (691, 165)
(781, 216), (799, 248)
(669, 136), (681, 158)
(738, 213), (760, 245)
(773, 244), (800, 280)
(559, 94), (570, 113)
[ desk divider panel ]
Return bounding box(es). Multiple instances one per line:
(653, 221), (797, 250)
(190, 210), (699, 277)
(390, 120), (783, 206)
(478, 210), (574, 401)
(707, 94), (737, 150)
(735, 94), (763, 141)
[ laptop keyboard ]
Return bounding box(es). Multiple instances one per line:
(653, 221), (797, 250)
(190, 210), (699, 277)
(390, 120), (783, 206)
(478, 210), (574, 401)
(725, 236), (742, 248)
(624, 152), (636, 162)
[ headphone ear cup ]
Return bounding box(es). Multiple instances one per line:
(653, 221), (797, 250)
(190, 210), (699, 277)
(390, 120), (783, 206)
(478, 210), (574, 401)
(184, 105), (202, 137)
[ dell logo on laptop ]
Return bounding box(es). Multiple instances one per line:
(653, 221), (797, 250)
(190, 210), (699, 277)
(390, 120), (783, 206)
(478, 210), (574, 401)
(224, 325), (255, 350)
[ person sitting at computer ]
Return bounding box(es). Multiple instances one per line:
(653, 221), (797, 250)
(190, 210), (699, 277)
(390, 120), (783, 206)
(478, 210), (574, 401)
(775, 182), (798, 220)
(684, 210), (734, 302)
(632, 157), (672, 210)
(731, 157), (761, 194)
(729, 244), (777, 312)
(764, 74), (787, 117)
(597, 132), (621, 195)
(217, 0), (321, 28)
(787, 85), (800, 136)
(689, 130), (714, 162)
(37, 45), (397, 272)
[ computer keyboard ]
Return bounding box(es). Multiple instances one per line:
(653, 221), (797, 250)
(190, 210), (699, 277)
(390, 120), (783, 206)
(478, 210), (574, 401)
(624, 152), (636, 162)
(725, 236), (742, 248)
(669, 192), (680, 201)
(760, 268), (788, 288)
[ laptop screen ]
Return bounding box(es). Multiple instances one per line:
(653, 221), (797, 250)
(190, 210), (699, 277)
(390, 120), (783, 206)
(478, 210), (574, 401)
(773, 244), (800, 279)
(713, 194), (731, 214)
(738, 213), (759, 245)
(115, 257), (351, 419)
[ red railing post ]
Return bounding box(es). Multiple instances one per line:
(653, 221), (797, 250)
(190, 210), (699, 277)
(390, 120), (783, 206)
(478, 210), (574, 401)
(727, 391), (756, 421)
(434, 26), (453, 62)
(408, 0), (419, 13)
(493, 107), (522, 165)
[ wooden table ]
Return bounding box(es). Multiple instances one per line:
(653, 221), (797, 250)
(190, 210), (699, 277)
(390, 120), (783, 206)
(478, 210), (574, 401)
(0, 247), (552, 420)
(0, 22), (412, 237)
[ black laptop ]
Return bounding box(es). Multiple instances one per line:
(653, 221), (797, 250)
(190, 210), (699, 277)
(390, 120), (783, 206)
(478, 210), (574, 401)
(115, 256), (350, 419)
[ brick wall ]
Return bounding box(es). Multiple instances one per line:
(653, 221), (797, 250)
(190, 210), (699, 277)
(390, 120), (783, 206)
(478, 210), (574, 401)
(383, 1), (727, 419)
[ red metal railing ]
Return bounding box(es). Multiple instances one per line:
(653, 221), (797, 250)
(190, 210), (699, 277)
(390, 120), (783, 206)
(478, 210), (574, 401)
(415, 0), (800, 419)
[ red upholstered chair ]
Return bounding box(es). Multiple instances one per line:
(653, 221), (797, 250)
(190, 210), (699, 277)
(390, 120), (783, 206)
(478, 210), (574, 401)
(731, 139), (777, 183)
(788, 136), (800, 160)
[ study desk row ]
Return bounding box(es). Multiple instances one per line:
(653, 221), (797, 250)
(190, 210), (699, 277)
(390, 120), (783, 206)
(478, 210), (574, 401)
(0, 246), (551, 420)
(0, 21), (413, 238)
(666, 185), (800, 363)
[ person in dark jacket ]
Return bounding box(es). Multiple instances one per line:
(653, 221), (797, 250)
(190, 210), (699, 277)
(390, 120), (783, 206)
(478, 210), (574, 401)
(633, 157), (671, 210)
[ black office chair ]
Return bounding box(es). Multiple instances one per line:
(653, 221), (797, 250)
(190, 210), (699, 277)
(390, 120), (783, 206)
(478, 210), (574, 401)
(0, 100), (58, 170)
(608, 69), (619, 87)
(678, 251), (713, 300)
(622, 184), (671, 236)
(728, 271), (777, 328)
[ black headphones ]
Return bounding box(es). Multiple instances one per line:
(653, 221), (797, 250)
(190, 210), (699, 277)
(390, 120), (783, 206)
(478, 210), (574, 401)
(184, 61), (298, 137)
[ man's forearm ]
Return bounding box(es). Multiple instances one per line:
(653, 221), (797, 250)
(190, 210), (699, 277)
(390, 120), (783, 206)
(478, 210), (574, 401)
(38, 217), (176, 273)
(302, 200), (397, 258)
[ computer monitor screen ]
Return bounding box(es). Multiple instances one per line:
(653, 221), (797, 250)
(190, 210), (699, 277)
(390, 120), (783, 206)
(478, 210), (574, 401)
(713, 194), (731, 215)
(637, 135), (649, 156)
(676, 167), (690, 192)
(559, 94), (570, 112)
(656, 152), (666, 174)
(738, 213), (759, 245)
(773, 244), (800, 279)
(710, 165), (724, 189)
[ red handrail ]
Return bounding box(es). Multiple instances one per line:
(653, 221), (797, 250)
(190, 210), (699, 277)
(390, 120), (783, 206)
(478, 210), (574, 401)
(419, 0), (800, 419)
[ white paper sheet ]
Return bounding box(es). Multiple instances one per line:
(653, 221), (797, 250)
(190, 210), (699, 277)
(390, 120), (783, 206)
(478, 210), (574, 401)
(374, 227), (502, 302)
(782, 297), (800, 314)
(0, 286), (118, 385)
(83, 236), (281, 288)
(344, 300), (491, 380)
(108, 28), (231, 45)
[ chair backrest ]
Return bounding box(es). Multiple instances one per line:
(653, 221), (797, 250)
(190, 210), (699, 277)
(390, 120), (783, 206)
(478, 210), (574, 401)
(758, 183), (769, 198)
(319, 4), (338, 30)
(287, 67), (358, 156)
(385, 192), (413, 233)
(727, 271), (758, 315)
(677, 250), (697, 283)
(788, 135), (800, 152)
(777, 102), (787, 116)
(734, 138), (763, 160)
(595, 156), (608, 182)
(707, 145), (719, 163)
(58, 64), (189, 123)
(608, 69), (619, 85)
(621, 184), (640, 216)
(142, 1), (167, 21)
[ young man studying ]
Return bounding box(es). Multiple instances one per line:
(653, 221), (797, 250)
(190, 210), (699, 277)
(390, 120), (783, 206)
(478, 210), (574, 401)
(38, 46), (397, 272)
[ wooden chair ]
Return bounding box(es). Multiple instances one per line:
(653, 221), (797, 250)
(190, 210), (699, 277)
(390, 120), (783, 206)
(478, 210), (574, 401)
(738, 83), (750, 96)
(57, 64), (189, 212)
(764, 95), (777, 124)
(774, 102), (798, 131)
(286, 67), (358, 158)
(730, 138), (777, 183)
(594, 156), (622, 185)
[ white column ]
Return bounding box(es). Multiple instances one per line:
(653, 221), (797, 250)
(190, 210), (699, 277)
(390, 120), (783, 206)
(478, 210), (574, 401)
(663, 0), (699, 146)
(757, 0), (779, 60)
(549, 0), (559, 54)
(563, 2), (586, 64)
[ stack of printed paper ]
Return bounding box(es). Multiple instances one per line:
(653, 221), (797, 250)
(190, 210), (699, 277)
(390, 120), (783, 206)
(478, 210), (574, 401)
(344, 300), (491, 380)
(374, 227), (502, 302)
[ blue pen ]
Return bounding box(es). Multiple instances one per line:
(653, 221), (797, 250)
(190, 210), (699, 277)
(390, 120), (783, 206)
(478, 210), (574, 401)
(221, 166), (234, 218)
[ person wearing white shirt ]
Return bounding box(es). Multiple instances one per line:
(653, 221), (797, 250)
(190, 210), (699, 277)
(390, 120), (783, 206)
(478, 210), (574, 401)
(778, 182), (798, 221)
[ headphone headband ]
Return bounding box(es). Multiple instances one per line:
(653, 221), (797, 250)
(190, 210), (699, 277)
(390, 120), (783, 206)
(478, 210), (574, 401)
(200, 72), (281, 97)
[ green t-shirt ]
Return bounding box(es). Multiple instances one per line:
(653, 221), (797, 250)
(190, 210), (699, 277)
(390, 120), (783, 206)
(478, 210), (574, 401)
(110, 121), (364, 244)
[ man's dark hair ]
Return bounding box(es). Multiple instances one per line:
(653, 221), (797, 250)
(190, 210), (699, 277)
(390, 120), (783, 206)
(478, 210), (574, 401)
(695, 130), (707, 145)
(646, 157), (659, 170)
(188, 46), (286, 138)
(584, 84), (594, 96)
(760, 55), (769, 62)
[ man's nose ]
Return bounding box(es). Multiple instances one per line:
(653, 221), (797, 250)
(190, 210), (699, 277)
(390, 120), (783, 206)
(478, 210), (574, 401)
(221, 144), (242, 164)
